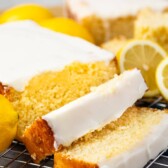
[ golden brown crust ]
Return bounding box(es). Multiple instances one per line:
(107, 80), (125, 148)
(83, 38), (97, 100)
(22, 118), (55, 163)
(0, 82), (11, 98)
(0, 82), (20, 103)
(54, 152), (99, 168)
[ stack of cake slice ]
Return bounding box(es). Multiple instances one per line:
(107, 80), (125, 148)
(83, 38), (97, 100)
(23, 69), (147, 162)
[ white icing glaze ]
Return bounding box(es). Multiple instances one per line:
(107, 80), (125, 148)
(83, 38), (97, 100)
(0, 21), (114, 91)
(43, 69), (147, 149)
(67, 0), (168, 19)
(99, 114), (168, 168)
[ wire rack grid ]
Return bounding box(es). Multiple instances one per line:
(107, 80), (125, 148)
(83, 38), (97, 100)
(0, 97), (168, 168)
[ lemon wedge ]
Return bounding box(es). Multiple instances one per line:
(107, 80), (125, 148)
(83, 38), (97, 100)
(0, 95), (18, 152)
(40, 17), (95, 43)
(0, 4), (53, 23)
(156, 58), (168, 100)
(117, 40), (167, 97)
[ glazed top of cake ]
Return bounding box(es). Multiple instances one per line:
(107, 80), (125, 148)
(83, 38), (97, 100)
(0, 21), (114, 91)
(67, 0), (168, 19)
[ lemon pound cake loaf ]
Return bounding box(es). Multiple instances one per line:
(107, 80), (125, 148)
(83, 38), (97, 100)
(66, 0), (168, 44)
(135, 9), (168, 51)
(54, 107), (168, 168)
(23, 69), (147, 163)
(0, 21), (117, 140)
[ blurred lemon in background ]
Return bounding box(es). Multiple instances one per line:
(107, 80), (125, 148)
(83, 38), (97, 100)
(0, 4), (53, 23)
(0, 95), (18, 152)
(40, 18), (95, 43)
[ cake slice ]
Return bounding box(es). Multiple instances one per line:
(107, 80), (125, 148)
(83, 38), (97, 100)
(66, 0), (168, 44)
(22, 69), (147, 163)
(0, 21), (117, 140)
(54, 107), (168, 168)
(135, 9), (168, 51)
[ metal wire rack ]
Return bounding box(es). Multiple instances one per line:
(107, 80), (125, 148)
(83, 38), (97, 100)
(0, 141), (53, 168)
(0, 97), (168, 168)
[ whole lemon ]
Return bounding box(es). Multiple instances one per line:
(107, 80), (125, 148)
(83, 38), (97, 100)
(0, 4), (53, 23)
(0, 95), (18, 152)
(40, 17), (95, 43)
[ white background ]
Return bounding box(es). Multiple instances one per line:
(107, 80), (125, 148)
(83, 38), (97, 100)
(0, 0), (63, 9)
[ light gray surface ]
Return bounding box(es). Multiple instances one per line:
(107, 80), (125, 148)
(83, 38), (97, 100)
(0, 0), (63, 9)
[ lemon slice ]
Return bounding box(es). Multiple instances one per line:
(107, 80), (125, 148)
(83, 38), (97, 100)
(156, 58), (168, 100)
(0, 95), (18, 152)
(0, 4), (53, 23)
(117, 40), (167, 97)
(40, 18), (95, 43)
